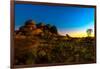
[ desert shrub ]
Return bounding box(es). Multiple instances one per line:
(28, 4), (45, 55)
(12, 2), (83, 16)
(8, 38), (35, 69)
(14, 36), (95, 65)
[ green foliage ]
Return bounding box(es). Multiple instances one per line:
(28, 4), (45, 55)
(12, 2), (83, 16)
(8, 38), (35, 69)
(14, 37), (95, 65)
(50, 25), (58, 34)
(86, 29), (93, 37)
(36, 22), (45, 28)
(14, 20), (95, 65)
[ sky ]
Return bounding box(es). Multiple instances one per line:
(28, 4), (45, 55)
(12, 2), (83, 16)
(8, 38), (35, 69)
(15, 4), (95, 37)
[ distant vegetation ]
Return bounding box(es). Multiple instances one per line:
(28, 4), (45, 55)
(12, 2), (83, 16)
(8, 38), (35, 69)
(86, 29), (93, 37)
(14, 20), (96, 65)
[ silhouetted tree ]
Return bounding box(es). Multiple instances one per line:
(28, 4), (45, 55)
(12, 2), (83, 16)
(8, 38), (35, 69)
(36, 22), (45, 28)
(50, 25), (58, 34)
(46, 24), (52, 30)
(86, 29), (93, 37)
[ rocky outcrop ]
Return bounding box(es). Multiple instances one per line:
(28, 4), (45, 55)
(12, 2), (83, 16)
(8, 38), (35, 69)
(15, 20), (58, 37)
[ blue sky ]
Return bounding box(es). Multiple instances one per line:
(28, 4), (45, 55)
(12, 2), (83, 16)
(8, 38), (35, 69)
(15, 4), (95, 37)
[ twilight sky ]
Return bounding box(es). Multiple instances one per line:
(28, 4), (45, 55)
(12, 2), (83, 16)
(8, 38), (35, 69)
(15, 4), (95, 37)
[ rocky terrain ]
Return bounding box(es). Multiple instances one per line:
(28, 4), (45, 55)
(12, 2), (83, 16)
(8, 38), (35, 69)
(14, 20), (96, 65)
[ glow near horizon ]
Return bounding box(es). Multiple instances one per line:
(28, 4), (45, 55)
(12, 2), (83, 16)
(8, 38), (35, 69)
(58, 21), (94, 37)
(15, 21), (95, 37)
(15, 4), (95, 37)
